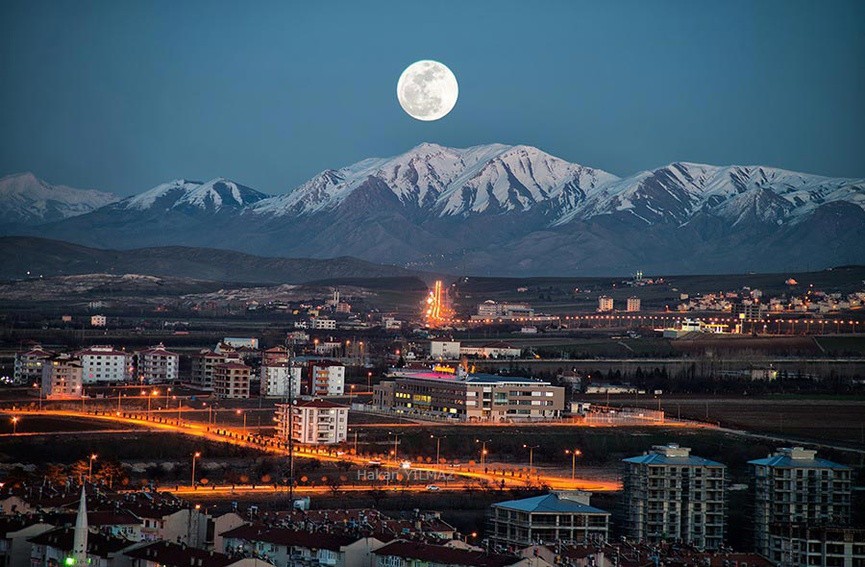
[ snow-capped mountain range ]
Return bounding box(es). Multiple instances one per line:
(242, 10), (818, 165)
(0, 172), (119, 228)
(4, 143), (864, 275)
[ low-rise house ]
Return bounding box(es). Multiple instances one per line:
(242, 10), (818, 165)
(487, 492), (609, 548)
(373, 541), (549, 567)
(125, 541), (272, 567)
(0, 517), (53, 567)
(220, 526), (385, 567)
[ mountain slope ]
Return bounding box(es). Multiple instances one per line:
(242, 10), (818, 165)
(0, 172), (119, 229)
(0, 237), (419, 283)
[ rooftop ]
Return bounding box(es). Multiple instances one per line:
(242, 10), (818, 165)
(491, 493), (609, 515)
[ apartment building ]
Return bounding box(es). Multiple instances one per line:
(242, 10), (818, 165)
(41, 354), (84, 399)
(487, 492), (610, 547)
(622, 444), (726, 549)
(274, 399), (348, 445)
(307, 363), (345, 396)
(749, 447), (852, 558)
(77, 346), (132, 384)
(135, 344), (179, 383)
(213, 362), (251, 399)
(261, 362), (302, 398)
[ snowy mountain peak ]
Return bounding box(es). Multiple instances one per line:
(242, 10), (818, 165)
(121, 178), (270, 212)
(251, 143), (618, 218)
(0, 172), (119, 226)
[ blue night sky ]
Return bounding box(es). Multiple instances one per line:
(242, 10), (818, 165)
(1, 0), (863, 196)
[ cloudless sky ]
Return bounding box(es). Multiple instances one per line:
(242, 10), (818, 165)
(1, 0), (863, 196)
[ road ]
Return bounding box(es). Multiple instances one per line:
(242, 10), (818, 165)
(1, 408), (621, 492)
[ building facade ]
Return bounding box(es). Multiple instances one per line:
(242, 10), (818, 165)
(41, 355), (84, 399)
(375, 371), (564, 422)
(430, 341), (461, 360)
(274, 399), (348, 445)
(307, 363), (345, 396)
(766, 524), (865, 567)
(626, 297), (641, 312)
(622, 444), (726, 549)
(189, 350), (226, 390)
(13, 345), (53, 385)
(749, 447), (852, 558)
(261, 363), (302, 398)
(598, 296), (613, 312)
(487, 492), (610, 547)
(77, 346), (132, 384)
(213, 362), (251, 399)
(135, 344), (179, 383)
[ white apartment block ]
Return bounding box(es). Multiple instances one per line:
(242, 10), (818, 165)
(261, 363), (303, 398)
(430, 340), (460, 359)
(90, 314), (107, 327)
(213, 362), (251, 399)
(77, 346), (132, 384)
(626, 297), (641, 312)
(308, 363), (345, 396)
(750, 447), (852, 559)
(135, 343), (179, 383)
(598, 296), (614, 312)
(766, 524), (865, 567)
(311, 317), (336, 330)
(622, 444), (727, 550)
(274, 399), (348, 445)
(41, 355), (83, 399)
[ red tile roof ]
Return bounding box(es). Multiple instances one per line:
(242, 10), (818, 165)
(374, 541), (522, 567)
(125, 540), (235, 567)
(29, 527), (135, 558)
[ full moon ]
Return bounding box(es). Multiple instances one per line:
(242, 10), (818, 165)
(396, 60), (459, 121)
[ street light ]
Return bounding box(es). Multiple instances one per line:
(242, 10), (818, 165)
(236, 410), (247, 436)
(11, 417), (19, 435)
(565, 449), (582, 480)
(430, 434), (447, 465)
(523, 444), (540, 471)
(476, 439), (491, 468)
(88, 454), (97, 482)
(147, 389), (159, 419)
(349, 384), (355, 405)
(191, 452), (201, 488)
(389, 432), (403, 462)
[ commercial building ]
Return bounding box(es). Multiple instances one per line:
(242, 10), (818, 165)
(76, 346), (132, 384)
(13, 345), (54, 385)
(213, 362), (251, 399)
(459, 342), (522, 359)
(487, 492), (610, 547)
(274, 399), (348, 445)
(477, 301), (535, 318)
(135, 344), (179, 383)
(307, 362), (345, 396)
(261, 363), (302, 398)
(598, 296), (613, 312)
(622, 444), (726, 549)
(374, 370), (564, 422)
(41, 355), (84, 399)
(749, 447), (852, 558)
(626, 297), (641, 312)
(311, 317), (336, 330)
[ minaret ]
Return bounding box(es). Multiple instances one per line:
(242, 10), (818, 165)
(72, 487), (88, 567)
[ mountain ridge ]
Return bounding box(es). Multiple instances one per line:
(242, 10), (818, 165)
(4, 142), (864, 276)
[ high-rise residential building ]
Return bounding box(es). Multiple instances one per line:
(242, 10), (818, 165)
(626, 297), (641, 312)
(41, 354), (84, 399)
(76, 346), (132, 384)
(14, 344), (54, 385)
(749, 447), (852, 559)
(261, 362), (302, 398)
(135, 343), (179, 383)
(307, 363), (345, 396)
(274, 399), (348, 445)
(487, 492), (610, 547)
(622, 444), (726, 549)
(213, 362), (251, 399)
(598, 296), (614, 312)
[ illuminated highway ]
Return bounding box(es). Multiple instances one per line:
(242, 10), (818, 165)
(1, 408), (621, 491)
